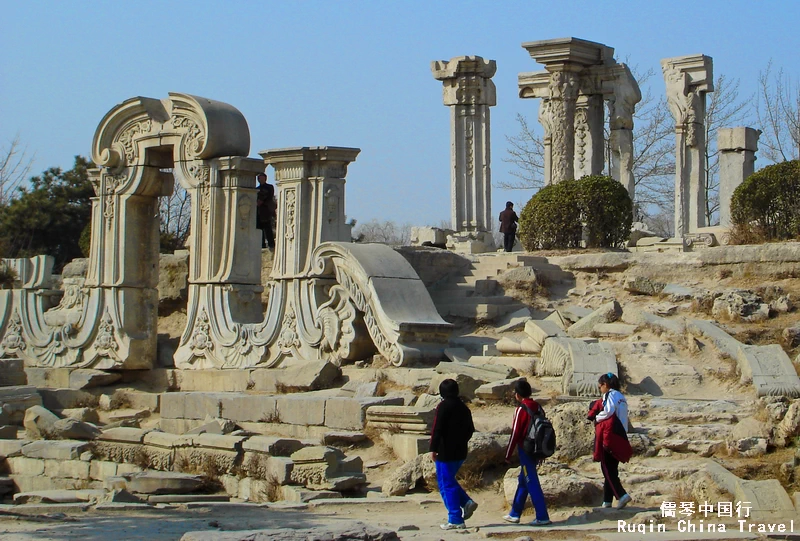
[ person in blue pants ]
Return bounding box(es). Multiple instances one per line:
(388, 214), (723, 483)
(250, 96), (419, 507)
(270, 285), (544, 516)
(430, 379), (477, 530)
(503, 379), (551, 526)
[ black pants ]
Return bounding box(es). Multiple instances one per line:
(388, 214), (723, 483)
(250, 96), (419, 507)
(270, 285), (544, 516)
(258, 220), (275, 250)
(601, 450), (626, 502)
(503, 232), (515, 252)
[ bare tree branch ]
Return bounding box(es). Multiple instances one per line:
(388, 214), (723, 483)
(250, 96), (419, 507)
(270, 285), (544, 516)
(0, 135), (35, 205)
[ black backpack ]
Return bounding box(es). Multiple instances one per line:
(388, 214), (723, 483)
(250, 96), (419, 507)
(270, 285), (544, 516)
(521, 403), (556, 459)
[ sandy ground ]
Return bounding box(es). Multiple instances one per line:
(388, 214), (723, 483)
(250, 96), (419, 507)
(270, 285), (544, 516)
(1, 496), (792, 541)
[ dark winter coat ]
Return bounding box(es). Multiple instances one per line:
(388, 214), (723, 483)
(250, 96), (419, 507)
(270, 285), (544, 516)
(499, 208), (518, 234)
(430, 396), (475, 462)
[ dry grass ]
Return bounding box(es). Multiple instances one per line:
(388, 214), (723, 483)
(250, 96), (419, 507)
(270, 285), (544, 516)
(456, 469), (484, 491)
(259, 473), (282, 502)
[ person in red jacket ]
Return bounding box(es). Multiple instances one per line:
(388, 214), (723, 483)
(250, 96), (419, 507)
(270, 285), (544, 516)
(502, 379), (551, 526)
(588, 372), (633, 509)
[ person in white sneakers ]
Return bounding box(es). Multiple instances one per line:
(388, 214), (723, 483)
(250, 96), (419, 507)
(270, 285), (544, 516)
(588, 372), (633, 510)
(502, 379), (551, 526)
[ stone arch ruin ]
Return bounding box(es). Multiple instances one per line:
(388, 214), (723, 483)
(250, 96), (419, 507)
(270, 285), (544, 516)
(0, 93), (450, 372)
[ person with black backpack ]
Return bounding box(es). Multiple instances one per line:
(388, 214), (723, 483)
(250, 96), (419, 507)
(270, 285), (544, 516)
(502, 379), (552, 526)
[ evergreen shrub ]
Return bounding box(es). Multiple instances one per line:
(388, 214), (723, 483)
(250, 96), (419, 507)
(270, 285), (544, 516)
(730, 160), (800, 244)
(518, 175), (632, 250)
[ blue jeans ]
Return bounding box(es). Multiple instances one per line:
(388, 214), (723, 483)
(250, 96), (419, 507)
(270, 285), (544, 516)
(510, 446), (549, 521)
(435, 459), (471, 524)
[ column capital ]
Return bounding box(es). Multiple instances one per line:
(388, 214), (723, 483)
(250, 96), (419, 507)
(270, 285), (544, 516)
(521, 37), (614, 72)
(431, 56), (497, 106)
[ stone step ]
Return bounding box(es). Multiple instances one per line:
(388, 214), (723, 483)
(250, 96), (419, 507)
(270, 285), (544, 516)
(432, 295), (518, 306)
(436, 302), (526, 320)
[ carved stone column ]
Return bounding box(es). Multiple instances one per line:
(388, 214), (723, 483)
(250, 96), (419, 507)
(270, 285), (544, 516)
(718, 127), (760, 228)
(260, 147), (360, 279)
(519, 38), (617, 185)
(607, 64), (641, 198)
(662, 55), (713, 237)
(431, 56), (496, 234)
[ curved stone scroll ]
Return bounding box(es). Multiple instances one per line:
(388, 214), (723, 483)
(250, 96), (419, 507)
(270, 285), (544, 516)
(0, 93), (254, 369)
(311, 243), (452, 366)
(538, 336), (618, 396)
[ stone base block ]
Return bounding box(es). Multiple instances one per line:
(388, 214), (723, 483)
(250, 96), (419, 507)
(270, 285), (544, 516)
(177, 370), (253, 392)
(281, 485), (341, 502)
(385, 433), (429, 462)
(24, 368), (70, 389)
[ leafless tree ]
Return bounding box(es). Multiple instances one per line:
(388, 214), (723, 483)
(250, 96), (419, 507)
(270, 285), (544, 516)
(159, 174), (192, 249)
(0, 135), (35, 205)
(755, 61), (800, 164)
(703, 75), (753, 225)
(352, 219), (412, 245)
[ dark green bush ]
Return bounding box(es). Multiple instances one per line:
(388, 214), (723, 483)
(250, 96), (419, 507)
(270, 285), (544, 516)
(730, 160), (800, 244)
(578, 175), (633, 249)
(518, 180), (582, 250)
(518, 175), (632, 250)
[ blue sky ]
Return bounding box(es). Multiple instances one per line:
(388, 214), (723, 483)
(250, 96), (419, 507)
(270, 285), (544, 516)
(1, 0), (797, 227)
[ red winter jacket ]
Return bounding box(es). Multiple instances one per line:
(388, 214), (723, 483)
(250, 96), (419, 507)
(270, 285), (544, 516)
(588, 399), (632, 463)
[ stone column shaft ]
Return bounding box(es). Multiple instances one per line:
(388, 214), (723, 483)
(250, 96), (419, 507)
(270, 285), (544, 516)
(574, 94), (605, 178)
(718, 127), (760, 228)
(662, 54), (713, 237)
(432, 56), (496, 233)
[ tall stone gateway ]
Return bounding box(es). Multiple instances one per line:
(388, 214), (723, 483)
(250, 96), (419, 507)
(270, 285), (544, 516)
(431, 56), (496, 253)
(518, 38), (640, 197)
(0, 94), (451, 371)
(661, 54), (713, 238)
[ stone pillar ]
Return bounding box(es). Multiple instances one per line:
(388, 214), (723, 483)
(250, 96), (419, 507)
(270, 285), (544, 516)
(260, 147), (360, 279)
(662, 55), (713, 237)
(519, 38), (636, 187)
(608, 64), (641, 198)
(431, 56), (496, 234)
(574, 94), (605, 179)
(718, 127), (760, 228)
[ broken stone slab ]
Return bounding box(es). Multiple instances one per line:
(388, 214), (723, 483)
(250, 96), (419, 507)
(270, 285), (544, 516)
(160, 392), (231, 421)
(593, 323), (638, 337)
(322, 431), (367, 445)
(126, 471), (206, 495)
(444, 348), (470, 363)
(662, 283), (698, 301)
(13, 489), (106, 505)
(68, 369), (122, 390)
(697, 459), (797, 520)
(242, 435), (306, 457)
(524, 319), (566, 348)
(736, 344), (800, 398)
(38, 388), (97, 411)
(413, 393), (441, 411)
(100, 489), (147, 504)
(567, 301), (622, 338)
(185, 417), (237, 436)
(143, 430), (188, 449)
(544, 310), (569, 330)
(50, 418), (101, 440)
(686, 319), (742, 358)
(660, 439), (725, 457)
(59, 407), (100, 424)
(98, 427), (149, 444)
(496, 337), (540, 355)
(23, 405), (60, 439)
(276, 394), (327, 426)
(537, 337), (577, 376)
(366, 406), (436, 434)
(495, 307), (532, 333)
(0, 439), (29, 457)
(474, 378), (524, 401)
(1, 386), (43, 423)
(434, 361), (516, 381)
(280, 361), (342, 391)
(561, 305), (593, 323)
(280, 485), (342, 503)
(194, 433), (247, 452)
(774, 401), (800, 447)
(623, 276), (666, 296)
(622, 308), (685, 335)
(21, 440), (89, 460)
(466, 355), (535, 375)
(107, 408), (151, 424)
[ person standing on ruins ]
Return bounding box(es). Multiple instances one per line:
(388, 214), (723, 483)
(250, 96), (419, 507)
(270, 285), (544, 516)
(503, 378), (551, 526)
(430, 378), (478, 530)
(499, 201), (518, 252)
(256, 172), (276, 250)
(588, 372), (633, 509)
